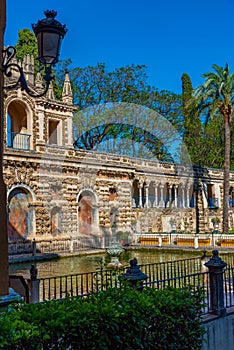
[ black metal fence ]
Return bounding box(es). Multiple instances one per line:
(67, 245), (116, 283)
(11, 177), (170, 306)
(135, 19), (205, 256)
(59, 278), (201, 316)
(39, 257), (202, 302)
(38, 252), (234, 317)
(224, 267), (234, 308)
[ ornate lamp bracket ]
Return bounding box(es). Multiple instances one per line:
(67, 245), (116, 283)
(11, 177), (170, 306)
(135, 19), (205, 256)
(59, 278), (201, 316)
(2, 46), (52, 98)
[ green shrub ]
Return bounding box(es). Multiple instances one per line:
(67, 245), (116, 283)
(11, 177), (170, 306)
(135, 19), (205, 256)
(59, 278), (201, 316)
(0, 286), (205, 350)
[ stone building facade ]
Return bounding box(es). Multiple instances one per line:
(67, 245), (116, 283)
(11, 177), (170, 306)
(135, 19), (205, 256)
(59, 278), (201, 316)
(3, 55), (234, 247)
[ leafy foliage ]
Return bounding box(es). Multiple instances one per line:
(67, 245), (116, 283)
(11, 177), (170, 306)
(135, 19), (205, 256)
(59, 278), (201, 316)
(55, 61), (183, 161)
(74, 122), (174, 162)
(0, 287), (205, 350)
(181, 73), (203, 165)
(14, 29), (38, 62)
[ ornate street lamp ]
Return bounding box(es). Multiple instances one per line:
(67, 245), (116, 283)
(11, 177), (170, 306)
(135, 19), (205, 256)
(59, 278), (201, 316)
(2, 10), (67, 97)
(0, 3), (66, 299)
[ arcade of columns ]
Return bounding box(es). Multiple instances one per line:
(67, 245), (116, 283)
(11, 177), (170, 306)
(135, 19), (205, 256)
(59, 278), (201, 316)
(133, 180), (192, 209)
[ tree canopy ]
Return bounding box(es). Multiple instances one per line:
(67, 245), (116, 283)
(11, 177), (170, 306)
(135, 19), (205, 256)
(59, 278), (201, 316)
(193, 63), (234, 233)
(54, 60), (183, 161)
(14, 29), (234, 171)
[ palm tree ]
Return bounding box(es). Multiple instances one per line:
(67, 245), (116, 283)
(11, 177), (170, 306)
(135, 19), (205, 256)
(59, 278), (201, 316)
(194, 63), (234, 233)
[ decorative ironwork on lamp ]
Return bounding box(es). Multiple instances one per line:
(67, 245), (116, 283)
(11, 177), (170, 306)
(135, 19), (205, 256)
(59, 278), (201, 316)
(1, 10), (67, 97)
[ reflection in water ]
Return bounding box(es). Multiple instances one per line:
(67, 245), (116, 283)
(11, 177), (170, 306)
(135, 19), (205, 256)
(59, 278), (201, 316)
(9, 249), (202, 280)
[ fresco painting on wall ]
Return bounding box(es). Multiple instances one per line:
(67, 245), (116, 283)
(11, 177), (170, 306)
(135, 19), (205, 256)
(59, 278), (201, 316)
(78, 194), (93, 235)
(8, 190), (29, 240)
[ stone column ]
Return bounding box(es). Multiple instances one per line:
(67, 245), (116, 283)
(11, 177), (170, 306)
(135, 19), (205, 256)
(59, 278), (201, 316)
(174, 185), (178, 208)
(138, 183), (143, 208)
(153, 183), (158, 207)
(159, 184), (164, 207)
(38, 112), (44, 142)
(181, 186), (185, 208)
(145, 184), (149, 208)
(186, 186), (190, 208)
(66, 117), (73, 146)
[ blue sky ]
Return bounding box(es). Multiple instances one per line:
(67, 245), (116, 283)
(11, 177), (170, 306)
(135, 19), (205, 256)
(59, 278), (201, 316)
(4, 0), (234, 94)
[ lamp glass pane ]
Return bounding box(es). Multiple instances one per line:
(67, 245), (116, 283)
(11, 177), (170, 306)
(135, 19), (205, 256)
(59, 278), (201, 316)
(36, 32), (43, 59)
(37, 32), (61, 64)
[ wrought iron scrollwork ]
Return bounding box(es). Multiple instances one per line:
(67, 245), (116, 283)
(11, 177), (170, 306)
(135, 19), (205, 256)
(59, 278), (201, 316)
(2, 46), (53, 97)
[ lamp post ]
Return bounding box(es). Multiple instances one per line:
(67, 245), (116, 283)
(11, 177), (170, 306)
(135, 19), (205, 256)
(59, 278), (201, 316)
(0, 1), (67, 298)
(0, 0), (8, 297)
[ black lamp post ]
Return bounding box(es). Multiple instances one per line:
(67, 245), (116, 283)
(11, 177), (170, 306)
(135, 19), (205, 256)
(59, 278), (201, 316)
(2, 9), (67, 97)
(0, 2), (66, 298)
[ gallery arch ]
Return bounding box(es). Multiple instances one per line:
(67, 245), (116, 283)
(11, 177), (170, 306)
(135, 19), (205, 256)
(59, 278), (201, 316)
(7, 186), (35, 240)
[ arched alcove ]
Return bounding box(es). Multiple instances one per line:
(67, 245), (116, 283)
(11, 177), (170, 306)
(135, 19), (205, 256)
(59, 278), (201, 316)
(77, 189), (99, 235)
(7, 99), (32, 150)
(149, 181), (155, 207)
(8, 186), (35, 240)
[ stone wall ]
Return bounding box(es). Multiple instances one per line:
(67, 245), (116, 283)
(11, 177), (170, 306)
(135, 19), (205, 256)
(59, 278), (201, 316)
(202, 310), (234, 350)
(4, 143), (234, 246)
(3, 71), (234, 247)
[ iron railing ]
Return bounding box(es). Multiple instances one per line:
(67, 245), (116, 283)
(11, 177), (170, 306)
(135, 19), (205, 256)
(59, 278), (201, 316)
(8, 237), (100, 256)
(40, 268), (124, 300)
(38, 253), (234, 316)
(8, 132), (31, 150)
(39, 257), (201, 302)
(224, 267), (234, 308)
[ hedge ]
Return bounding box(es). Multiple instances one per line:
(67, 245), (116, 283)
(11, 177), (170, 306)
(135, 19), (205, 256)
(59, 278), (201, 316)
(0, 286), (205, 350)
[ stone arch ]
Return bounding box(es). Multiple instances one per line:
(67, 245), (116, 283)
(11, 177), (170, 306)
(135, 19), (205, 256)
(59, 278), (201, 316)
(132, 179), (139, 207)
(148, 181), (155, 207)
(6, 98), (33, 150)
(77, 188), (99, 235)
(7, 185), (36, 240)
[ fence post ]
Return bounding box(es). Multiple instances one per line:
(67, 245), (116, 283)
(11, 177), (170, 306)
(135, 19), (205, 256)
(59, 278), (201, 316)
(119, 258), (148, 292)
(205, 250), (227, 317)
(27, 265), (40, 304)
(32, 238), (36, 256)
